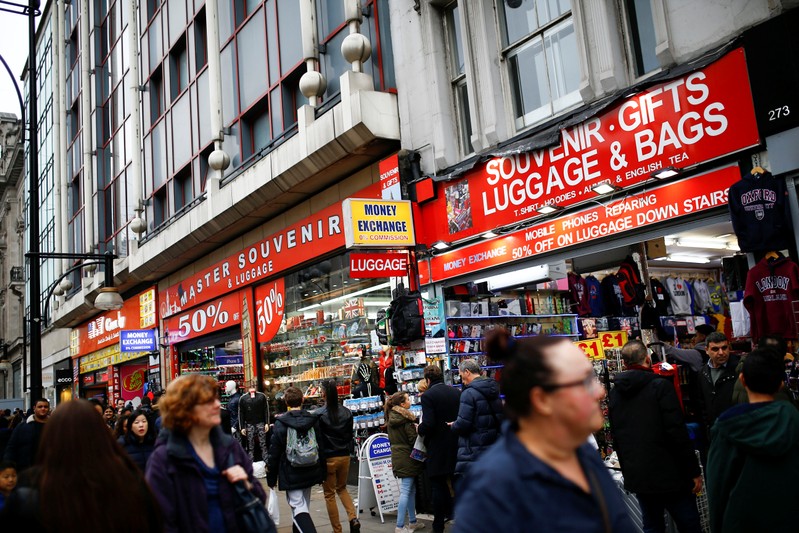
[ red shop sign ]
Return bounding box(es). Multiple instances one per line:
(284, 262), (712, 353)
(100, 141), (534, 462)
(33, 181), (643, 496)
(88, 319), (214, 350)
(426, 164), (740, 283)
(71, 287), (158, 358)
(159, 183), (383, 318)
(164, 291), (242, 344)
(350, 252), (409, 278)
(83, 374), (95, 386)
(255, 278), (286, 343)
(417, 49), (758, 245)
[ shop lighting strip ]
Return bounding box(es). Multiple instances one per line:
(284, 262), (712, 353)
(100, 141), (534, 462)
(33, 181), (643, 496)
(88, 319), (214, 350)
(296, 282), (392, 312)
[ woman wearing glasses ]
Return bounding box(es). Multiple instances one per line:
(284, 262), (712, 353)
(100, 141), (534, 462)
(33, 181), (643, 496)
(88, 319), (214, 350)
(453, 331), (635, 533)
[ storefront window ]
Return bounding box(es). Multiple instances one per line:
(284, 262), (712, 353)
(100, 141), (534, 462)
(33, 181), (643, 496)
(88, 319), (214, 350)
(259, 252), (391, 405)
(176, 329), (246, 409)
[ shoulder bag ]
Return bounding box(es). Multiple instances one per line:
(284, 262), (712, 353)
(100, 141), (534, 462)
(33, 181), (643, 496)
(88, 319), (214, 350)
(227, 452), (277, 533)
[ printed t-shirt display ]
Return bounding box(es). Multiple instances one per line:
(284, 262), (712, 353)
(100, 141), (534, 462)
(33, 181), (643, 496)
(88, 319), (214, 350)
(744, 255), (799, 341)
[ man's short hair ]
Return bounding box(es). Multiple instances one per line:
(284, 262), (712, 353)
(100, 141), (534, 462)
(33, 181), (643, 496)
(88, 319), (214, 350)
(458, 359), (481, 376)
(621, 340), (649, 367)
(758, 334), (787, 358)
(424, 365), (442, 382)
(34, 398), (50, 406)
(742, 348), (785, 395)
(284, 386), (303, 408)
(705, 332), (728, 345)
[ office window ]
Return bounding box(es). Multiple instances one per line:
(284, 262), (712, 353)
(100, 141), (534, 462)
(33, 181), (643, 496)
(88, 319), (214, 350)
(444, 3), (472, 155)
(169, 35), (189, 101)
(194, 9), (208, 71)
(626, 0), (658, 75)
(153, 187), (168, 228)
(150, 65), (165, 122)
(242, 98), (271, 160)
(500, 0), (580, 129)
(173, 164), (193, 211)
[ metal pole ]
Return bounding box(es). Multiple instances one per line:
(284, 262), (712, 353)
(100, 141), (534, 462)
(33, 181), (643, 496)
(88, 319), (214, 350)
(28, 0), (42, 402)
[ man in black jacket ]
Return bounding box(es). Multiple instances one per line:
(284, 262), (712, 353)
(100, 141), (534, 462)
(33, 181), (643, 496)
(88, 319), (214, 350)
(418, 365), (460, 533)
(609, 341), (703, 533)
(239, 386), (269, 461)
(698, 332), (740, 429)
(267, 387), (325, 533)
(3, 398), (50, 472)
(450, 359), (503, 479)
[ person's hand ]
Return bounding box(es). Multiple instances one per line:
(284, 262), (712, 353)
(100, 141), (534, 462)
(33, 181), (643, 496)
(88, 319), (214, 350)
(446, 421), (454, 427)
(223, 465), (251, 489)
(241, 428), (247, 436)
(692, 476), (703, 494)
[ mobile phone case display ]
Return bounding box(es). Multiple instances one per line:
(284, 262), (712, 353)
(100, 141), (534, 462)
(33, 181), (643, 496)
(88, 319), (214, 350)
(260, 313), (373, 399)
(593, 348), (623, 459)
(179, 346), (245, 409)
(394, 343), (443, 404)
(445, 293), (579, 380)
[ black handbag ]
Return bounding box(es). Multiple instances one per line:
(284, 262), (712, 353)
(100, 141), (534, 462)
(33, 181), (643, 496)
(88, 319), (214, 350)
(227, 453), (276, 533)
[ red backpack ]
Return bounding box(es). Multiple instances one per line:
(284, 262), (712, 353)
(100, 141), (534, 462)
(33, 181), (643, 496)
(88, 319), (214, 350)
(617, 256), (645, 306)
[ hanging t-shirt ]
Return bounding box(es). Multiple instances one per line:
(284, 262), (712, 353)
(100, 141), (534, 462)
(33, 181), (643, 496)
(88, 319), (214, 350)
(665, 277), (693, 315)
(585, 275), (605, 317)
(728, 171), (793, 253)
(692, 280), (712, 314)
(601, 274), (625, 317)
(708, 282), (726, 314)
(650, 278), (671, 316)
(744, 255), (799, 341)
(568, 272), (591, 317)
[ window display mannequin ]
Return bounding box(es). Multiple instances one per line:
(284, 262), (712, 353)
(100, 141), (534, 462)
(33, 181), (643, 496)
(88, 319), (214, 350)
(238, 384), (270, 462)
(225, 381), (242, 439)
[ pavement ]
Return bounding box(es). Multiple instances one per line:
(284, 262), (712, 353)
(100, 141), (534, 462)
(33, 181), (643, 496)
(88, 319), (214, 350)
(262, 481), (437, 533)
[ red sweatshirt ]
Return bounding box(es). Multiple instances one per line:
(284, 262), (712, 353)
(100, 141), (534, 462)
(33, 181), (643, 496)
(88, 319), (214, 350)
(744, 256), (799, 341)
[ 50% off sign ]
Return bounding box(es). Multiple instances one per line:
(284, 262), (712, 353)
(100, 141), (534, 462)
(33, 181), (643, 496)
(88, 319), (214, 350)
(256, 278), (286, 342)
(177, 300), (235, 337)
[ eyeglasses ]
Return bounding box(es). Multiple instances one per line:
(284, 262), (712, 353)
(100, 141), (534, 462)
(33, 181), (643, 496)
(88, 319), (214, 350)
(540, 373), (602, 393)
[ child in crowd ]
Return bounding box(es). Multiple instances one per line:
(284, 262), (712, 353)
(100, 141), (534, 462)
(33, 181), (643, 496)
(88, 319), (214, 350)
(0, 461), (18, 511)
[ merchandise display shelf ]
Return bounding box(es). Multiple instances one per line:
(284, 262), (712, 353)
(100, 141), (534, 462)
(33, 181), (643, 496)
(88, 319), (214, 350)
(446, 313), (579, 320)
(448, 333), (580, 340)
(452, 365), (504, 371)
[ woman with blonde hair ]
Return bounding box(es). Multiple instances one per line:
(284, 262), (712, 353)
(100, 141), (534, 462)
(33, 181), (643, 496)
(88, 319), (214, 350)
(145, 373), (268, 532)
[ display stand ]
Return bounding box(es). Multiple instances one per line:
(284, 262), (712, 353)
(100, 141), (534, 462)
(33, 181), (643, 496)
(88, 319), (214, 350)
(357, 433), (400, 524)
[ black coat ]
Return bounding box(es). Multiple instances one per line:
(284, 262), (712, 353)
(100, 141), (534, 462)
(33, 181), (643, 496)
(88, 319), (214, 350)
(608, 368), (701, 494)
(239, 392), (269, 425)
(266, 410), (326, 491)
(315, 405), (354, 458)
(118, 434), (156, 472)
(418, 379), (461, 477)
(2, 421), (45, 471)
(699, 356), (741, 428)
(451, 377), (504, 476)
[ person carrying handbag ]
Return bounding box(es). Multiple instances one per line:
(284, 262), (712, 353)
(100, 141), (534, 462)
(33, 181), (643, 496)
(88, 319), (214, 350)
(386, 392), (426, 533)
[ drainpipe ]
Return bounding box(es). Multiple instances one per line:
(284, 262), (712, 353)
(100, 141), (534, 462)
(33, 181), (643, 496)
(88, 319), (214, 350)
(205, 0), (230, 180)
(51, 0), (63, 291)
(128, 0), (146, 238)
(79, 0), (95, 254)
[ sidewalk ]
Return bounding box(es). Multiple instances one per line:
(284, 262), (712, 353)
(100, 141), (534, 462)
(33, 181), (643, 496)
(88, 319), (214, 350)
(263, 482), (436, 533)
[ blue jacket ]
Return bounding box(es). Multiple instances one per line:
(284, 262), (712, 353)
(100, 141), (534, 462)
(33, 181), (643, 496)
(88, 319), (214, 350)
(450, 377), (503, 475)
(453, 425), (636, 533)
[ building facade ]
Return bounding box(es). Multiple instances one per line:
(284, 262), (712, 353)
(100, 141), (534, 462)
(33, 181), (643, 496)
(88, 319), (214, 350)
(13, 1), (799, 404)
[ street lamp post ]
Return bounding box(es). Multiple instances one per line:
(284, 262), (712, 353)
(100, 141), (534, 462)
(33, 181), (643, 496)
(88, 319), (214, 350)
(25, 251), (124, 401)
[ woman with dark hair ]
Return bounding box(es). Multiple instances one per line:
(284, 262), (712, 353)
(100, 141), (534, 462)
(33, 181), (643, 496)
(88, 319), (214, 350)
(452, 330), (635, 533)
(113, 412), (131, 441)
(2, 399), (161, 532)
(386, 391), (424, 533)
(119, 408), (157, 471)
(145, 373), (267, 532)
(316, 380), (359, 533)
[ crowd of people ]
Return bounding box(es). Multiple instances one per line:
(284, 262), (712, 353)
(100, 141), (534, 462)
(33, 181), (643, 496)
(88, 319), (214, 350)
(0, 327), (796, 532)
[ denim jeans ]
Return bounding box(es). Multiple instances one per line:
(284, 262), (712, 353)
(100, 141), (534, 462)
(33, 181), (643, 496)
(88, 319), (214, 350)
(396, 477), (417, 529)
(637, 491), (703, 533)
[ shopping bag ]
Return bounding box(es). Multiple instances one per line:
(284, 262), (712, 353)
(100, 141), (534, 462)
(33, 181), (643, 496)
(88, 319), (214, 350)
(267, 488), (280, 526)
(410, 434), (427, 462)
(253, 460), (267, 479)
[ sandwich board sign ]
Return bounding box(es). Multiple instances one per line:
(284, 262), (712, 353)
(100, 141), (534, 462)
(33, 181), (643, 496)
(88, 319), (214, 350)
(357, 433), (400, 523)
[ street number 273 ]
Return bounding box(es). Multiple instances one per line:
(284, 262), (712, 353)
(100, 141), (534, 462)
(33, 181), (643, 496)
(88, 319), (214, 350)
(768, 106), (790, 121)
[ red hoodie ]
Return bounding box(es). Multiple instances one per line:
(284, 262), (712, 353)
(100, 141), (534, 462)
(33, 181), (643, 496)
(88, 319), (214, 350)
(744, 256), (799, 341)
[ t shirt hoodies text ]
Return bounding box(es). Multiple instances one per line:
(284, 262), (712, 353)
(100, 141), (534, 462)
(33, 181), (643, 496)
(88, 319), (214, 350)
(729, 171), (793, 253)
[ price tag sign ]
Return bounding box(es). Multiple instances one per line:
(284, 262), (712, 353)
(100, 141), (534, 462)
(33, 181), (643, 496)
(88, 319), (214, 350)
(599, 331), (628, 350)
(575, 338), (605, 360)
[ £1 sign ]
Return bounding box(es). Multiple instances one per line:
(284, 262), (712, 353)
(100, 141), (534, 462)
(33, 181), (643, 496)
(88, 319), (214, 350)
(256, 278), (285, 342)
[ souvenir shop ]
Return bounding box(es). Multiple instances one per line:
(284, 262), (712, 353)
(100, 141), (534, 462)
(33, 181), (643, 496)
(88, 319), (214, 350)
(411, 46), (799, 437)
(71, 287), (160, 404)
(157, 163), (421, 426)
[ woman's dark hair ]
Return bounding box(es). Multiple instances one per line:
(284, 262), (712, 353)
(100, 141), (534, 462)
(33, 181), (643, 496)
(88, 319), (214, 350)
(484, 328), (568, 421)
(322, 380), (340, 423)
(384, 391), (407, 419)
(124, 409), (157, 445)
(37, 399), (161, 531)
(113, 413), (130, 440)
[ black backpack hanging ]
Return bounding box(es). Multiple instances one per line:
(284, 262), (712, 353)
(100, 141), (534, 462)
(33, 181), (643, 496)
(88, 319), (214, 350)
(388, 291), (425, 346)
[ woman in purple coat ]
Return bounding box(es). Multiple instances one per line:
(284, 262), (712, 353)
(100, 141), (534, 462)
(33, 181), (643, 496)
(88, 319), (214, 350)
(145, 374), (266, 532)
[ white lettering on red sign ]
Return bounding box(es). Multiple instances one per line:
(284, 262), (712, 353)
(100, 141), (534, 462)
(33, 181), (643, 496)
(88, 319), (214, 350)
(350, 253), (409, 278)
